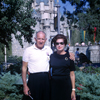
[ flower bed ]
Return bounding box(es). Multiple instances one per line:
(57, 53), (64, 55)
(0, 64), (100, 100)
(75, 71), (100, 100)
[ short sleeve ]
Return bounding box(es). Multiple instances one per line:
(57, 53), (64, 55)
(65, 49), (70, 57)
(22, 48), (29, 62)
(69, 60), (75, 71)
(47, 46), (53, 56)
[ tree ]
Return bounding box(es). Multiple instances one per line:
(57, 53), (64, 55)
(61, 0), (100, 43)
(0, 0), (36, 48)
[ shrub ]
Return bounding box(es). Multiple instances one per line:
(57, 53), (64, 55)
(1, 63), (100, 100)
(82, 66), (100, 74)
(0, 72), (23, 100)
(75, 65), (80, 71)
(7, 56), (22, 64)
(6, 56), (22, 74)
(75, 71), (100, 100)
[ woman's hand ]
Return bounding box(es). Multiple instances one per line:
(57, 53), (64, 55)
(71, 90), (76, 100)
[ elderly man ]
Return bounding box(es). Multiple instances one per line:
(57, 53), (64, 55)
(22, 31), (75, 100)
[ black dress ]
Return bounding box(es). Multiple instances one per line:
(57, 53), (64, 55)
(49, 52), (75, 100)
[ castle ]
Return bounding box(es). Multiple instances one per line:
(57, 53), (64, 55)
(12, 0), (69, 56)
(11, 0), (100, 63)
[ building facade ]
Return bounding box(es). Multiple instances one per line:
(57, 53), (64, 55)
(12, 0), (69, 56)
(11, 0), (100, 63)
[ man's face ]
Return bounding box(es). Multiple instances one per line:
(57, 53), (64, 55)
(35, 32), (47, 49)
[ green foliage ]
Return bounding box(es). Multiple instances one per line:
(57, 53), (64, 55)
(0, 72), (23, 100)
(75, 65), (80, 71)
(0, 0), (36, 48)
(6, 56), (22, 74)
(82, 66), (100, 74)
(1, 66), (100, 99)
(71, 28), (81, 45)
(60, 15), (65, 21)
(7, 56), (22, 63)
(75, 71), (100, 100)
(77, 9), (100, 43)
(62, 0), (100, 42)
(7, 93), (23, 100)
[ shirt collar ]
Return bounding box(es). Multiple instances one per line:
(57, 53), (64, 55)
(33, 44), (47, 50)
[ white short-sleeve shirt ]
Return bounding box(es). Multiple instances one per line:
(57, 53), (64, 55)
(23, 44), (53, 73)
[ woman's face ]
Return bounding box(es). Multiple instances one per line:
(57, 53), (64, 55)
(55, 39), (65, 52)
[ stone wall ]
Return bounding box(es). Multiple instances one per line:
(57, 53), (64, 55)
(89, 45), (100, 63)
(12, 41), (100, 63)
(69, 45), (100, 63)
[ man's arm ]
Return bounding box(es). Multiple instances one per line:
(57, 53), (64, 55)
(69, 52), (75, 61)
(22, 61), (29, 95)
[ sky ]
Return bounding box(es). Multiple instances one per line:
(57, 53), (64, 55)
(59, 0), (74, 15)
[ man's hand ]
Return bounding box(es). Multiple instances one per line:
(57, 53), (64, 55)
(28, 71), (30, 75)
(23, 85), (30, 96)
(69, 52), (75, 61)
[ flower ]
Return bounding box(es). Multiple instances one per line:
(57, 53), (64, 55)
(79, 84), (83, 86)
(77, 84), (83, 90)
(46, 52), (49, 56)
(77, 87), (82, 90)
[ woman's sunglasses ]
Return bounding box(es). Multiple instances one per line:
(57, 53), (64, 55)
(55, 42), (64, 45)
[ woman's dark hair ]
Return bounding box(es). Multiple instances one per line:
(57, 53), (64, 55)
(51, 34), (67, 46)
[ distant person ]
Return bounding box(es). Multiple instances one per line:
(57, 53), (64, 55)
(99, 41), (100, 45)
(75, 42), (79, 46)
(81, 42), (85, 46)
(80, 53), (92, 64)
(88, 41), (92, 45)
(94, 41), (97, 45)
(75, 48), (80, 63)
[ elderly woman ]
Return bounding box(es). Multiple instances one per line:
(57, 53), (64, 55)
(50, 34), (76, 100)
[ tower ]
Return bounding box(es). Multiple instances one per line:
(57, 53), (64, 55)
(12, 0), (69, 56)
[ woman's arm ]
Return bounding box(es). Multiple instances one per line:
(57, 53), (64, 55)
(70, 71), (76, 100)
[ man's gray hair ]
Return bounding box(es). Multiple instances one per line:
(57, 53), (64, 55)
(35, 31), (46, 38)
